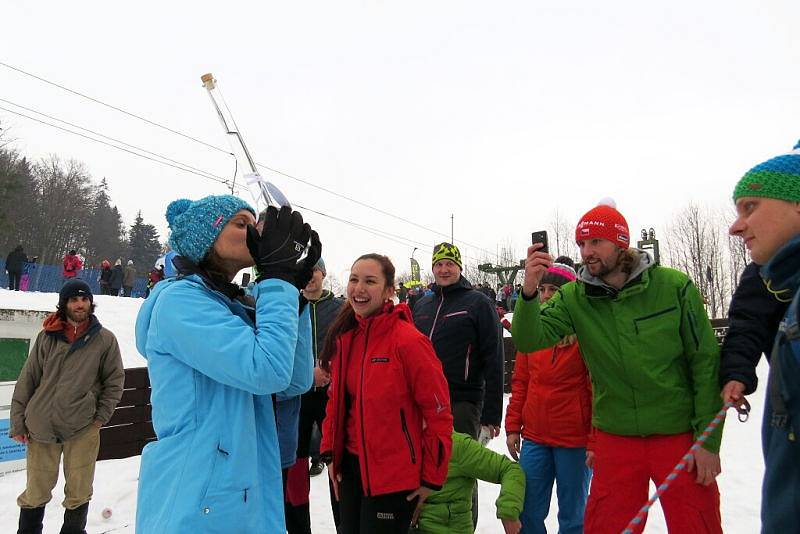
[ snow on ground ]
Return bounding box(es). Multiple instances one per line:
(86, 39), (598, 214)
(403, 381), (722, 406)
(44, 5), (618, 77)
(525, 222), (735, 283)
(0, 289), (766, 532)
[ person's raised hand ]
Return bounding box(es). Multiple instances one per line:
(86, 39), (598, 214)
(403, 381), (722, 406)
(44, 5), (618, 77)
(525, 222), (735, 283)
(522, 243), (553, 299)
(246, 206), (311, 285)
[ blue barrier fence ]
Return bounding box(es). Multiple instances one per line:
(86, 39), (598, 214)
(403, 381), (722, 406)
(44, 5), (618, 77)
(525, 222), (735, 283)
(0, 260), (148, 297)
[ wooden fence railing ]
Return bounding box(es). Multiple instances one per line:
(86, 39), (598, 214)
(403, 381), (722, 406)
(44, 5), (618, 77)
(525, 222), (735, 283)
(98, 367), (155, 460)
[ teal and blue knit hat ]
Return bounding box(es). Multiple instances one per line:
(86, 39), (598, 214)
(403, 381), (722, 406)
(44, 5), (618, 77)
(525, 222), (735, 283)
(733, 140), (800, 203)
(166, 195), (255, 264)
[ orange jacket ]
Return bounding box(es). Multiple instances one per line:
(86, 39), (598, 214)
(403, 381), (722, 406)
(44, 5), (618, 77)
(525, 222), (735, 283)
(505, 342), (593, 449)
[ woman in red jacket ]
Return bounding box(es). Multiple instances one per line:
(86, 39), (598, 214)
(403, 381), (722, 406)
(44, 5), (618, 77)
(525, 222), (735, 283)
(320, 253), (453, 534)
(505, 257), (592, 534)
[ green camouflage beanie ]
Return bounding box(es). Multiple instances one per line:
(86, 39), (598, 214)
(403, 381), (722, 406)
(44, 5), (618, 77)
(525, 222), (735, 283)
(432, 242), (462, 269)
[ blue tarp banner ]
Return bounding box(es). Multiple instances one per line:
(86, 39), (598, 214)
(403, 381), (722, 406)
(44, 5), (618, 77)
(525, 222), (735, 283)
(0, 419), (26, 462)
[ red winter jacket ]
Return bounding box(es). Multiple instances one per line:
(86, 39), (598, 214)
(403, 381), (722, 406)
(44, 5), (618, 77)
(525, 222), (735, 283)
(505, 341), (594, 449)
(321, 303), (453, 495)
(62, 254), (82, 278)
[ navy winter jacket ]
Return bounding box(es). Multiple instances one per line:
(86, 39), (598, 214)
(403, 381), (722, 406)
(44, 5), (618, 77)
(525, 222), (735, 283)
(412, 276), (504, 426)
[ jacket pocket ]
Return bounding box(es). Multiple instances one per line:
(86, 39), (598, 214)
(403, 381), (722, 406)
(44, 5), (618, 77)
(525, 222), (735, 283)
(633, 306), (678, 334)
(400, 409), (416, 464)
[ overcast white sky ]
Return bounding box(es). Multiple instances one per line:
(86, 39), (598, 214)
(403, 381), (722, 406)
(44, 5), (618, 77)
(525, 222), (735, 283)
(2, 0), (799, 282)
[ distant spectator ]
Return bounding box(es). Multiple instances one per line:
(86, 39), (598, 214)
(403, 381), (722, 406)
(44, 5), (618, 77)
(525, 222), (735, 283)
(123, 260), (136, 297)
(398, 283), (408, 303)
(109, 259), (124, 296)
(145, 265), (165, 298)
(5, 245), (28, 291)
(62, 250), (83, 283)
(20, 256), (38, 292)
(98, 260), (113, 295)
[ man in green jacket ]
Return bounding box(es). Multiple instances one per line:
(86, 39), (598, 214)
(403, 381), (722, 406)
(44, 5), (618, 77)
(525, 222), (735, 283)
(512, 200), (723, 534)
(412, 432), (524, 534)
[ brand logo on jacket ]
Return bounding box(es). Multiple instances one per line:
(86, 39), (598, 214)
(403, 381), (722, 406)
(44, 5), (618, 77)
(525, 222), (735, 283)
(370, 357), (390, 363)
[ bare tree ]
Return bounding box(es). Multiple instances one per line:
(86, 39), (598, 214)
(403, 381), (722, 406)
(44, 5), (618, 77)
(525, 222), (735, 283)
(664, 204), (734, 319)
(548, 208), (578, 260)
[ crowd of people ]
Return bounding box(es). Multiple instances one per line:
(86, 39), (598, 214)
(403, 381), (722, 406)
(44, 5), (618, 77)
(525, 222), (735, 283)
(6, 140), (800, 533)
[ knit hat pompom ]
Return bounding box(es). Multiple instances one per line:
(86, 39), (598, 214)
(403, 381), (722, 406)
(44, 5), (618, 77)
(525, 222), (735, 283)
(597, 197), (617, 209)
(733, 140), (800, 203)
(575, 199), (630, 249)
(166, 199), (193, 226)
(166, 194), (255, 265)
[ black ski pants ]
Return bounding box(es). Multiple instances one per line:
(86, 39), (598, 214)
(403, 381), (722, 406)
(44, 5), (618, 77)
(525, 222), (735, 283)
(338, 453), (415, 534)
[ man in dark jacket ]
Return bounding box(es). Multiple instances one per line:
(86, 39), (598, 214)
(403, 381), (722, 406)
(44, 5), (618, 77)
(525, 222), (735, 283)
(284, 257), (344, 533)
(5, 245), (28, 291)
(109, 259), (124, 296)
(123, 260), (136, 297)
(10, 279), (125, 534)
(719, 262), (787, 406)
(412, 243), (503, 528)
(728, 140), (800, 532)
(412, 243), (504, 439)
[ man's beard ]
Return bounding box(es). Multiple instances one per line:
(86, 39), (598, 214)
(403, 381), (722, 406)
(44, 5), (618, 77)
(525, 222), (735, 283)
(66, 308), (89, 323)
(586, 255), (620, 278)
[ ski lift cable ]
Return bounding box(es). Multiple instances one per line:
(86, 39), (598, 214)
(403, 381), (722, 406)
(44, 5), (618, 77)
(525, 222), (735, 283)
(0, 104), (238, 191)
(0, 60), (501, 260)
(0, 97), (236, 187)
(0, 101), (491, 266)
(0, 104), (454, 258)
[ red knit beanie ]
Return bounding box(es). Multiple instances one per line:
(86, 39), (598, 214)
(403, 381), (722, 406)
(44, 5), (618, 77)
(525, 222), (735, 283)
(575, 198), (630, 249)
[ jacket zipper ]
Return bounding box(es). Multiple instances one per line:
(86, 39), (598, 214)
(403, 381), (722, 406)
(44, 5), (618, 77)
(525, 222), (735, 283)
(359, 322), (373, 496)
(311, 302), (319, 391)
(428, 293), (445, 339)
(400, 409), (416, 464)
(464, 344), (471, 381)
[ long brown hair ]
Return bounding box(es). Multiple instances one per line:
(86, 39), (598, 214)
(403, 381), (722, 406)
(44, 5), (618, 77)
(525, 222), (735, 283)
(319, 253), (395, 371)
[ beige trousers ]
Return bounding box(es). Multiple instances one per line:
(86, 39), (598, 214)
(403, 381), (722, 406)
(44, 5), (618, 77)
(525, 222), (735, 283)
(17, 425), (100, 510)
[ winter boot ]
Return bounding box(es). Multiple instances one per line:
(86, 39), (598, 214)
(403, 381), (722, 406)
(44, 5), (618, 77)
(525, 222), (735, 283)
(59, 502), (89, 534)
(17, 506), (45, 534)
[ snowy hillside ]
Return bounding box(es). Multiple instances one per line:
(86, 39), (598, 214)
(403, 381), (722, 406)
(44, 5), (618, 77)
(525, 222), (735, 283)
(0, 288), (766, 532)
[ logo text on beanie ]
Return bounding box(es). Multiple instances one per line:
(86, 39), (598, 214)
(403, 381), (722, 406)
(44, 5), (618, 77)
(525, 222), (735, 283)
(578, 220), (606, 228)
(748, 183), (763, 191)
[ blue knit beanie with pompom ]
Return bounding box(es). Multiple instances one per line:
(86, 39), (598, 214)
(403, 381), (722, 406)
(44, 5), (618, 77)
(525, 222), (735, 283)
(166, 195), (255, 264)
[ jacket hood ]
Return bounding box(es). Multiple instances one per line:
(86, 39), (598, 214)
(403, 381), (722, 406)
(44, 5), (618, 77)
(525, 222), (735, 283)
(433, 275), (473, 295)
(761, 233), (800, 301)
(577, 248), (653, 290)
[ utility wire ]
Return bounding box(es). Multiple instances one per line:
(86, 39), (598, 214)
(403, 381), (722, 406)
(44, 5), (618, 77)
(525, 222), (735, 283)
(0, 60), (230, 155)
(0, 105), (237, 191)
(0, 103), (448, 258)
(0, 60), (500, 260)
(0, 97), (235, 188)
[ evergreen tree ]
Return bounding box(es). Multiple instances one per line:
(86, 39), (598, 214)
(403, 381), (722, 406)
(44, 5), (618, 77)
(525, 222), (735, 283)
(127, 211), (161, 275)
(86, 178), (126, 266)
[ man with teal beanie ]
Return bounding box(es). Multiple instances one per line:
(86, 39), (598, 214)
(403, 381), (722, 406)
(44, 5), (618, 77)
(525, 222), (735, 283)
(729, 140), (800, 533)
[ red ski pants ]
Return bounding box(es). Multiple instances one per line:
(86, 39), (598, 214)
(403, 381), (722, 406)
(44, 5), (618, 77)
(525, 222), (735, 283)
(584, 430), (722, 534)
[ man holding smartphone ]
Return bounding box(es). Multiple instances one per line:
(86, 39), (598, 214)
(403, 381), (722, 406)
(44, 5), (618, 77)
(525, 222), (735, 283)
(511, 200), (723, 534)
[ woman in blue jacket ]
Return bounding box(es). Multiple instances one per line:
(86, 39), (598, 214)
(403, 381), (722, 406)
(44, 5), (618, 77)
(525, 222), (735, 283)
(135, 197), (319, 533)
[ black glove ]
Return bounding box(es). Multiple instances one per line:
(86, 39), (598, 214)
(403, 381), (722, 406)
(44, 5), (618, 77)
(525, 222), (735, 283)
(246, 206), (311, 285)
(294, 230), (322, 290)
